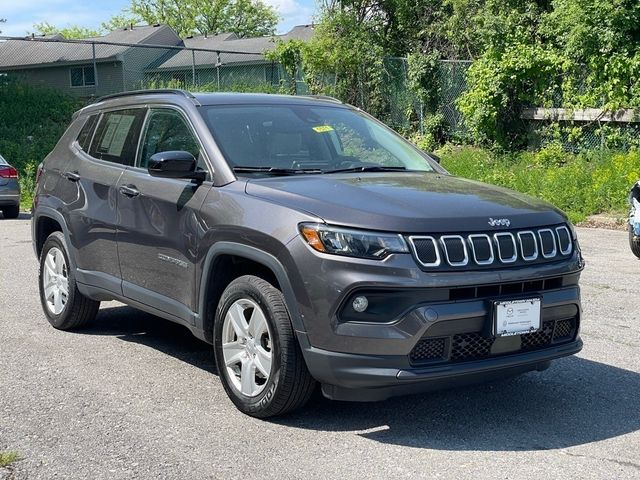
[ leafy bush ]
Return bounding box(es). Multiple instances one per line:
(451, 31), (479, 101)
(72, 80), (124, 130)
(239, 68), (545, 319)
(0, 77), (83, 207)
(438, 145), (640, 223)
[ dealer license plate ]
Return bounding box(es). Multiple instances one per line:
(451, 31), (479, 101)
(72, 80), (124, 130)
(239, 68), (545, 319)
(493, 298), (541, 337)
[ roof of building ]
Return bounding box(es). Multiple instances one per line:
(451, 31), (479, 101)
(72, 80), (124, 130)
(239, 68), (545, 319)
(152, 25), (315, 70)
(0, 24), (181, 69)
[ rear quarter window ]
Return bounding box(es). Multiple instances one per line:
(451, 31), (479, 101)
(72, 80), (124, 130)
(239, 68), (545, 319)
(76, 114), (99, 152)
(88, 109), (146, 165)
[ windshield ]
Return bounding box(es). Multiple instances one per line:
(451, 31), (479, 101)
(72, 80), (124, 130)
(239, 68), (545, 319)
(201, 104), (436, 175)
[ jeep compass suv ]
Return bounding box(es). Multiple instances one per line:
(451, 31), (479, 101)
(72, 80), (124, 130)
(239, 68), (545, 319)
(32, 90), (584, 417)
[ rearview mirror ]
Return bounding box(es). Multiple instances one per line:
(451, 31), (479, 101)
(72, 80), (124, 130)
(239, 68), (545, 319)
(148, 151), (204, 181)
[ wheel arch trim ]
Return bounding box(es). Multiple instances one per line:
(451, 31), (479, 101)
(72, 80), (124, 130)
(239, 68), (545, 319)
(32, 207), (77, 270)
(198, 242), (307, 335)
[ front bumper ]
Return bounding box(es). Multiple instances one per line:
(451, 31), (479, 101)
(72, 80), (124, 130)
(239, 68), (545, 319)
(303, 338), (582, 401)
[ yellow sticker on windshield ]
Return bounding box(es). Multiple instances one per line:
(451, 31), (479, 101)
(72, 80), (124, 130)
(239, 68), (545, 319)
(312, 125), (334, 133)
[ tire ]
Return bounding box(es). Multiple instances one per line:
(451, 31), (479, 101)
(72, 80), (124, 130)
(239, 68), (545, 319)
(213, 275), (316, 418)
(630, 224), (640, 259)
(38, 231), (100, 330)
(2, 205), (19, 219)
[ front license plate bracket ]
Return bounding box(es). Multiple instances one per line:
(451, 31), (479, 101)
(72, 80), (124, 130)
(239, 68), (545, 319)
(493, 297), (542, 337)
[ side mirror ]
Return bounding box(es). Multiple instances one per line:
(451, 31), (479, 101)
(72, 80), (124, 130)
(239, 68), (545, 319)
(148, 151), (204, 181)
(429, 153), (441, 164)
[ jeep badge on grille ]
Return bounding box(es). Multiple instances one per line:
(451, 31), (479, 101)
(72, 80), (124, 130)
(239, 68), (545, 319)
(488, 218), (511, 227)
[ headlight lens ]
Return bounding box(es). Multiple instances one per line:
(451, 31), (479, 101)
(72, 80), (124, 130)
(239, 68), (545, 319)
(299, 223), (408, 259)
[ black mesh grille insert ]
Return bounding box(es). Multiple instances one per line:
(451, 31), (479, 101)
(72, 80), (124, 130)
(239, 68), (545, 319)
(442, 237), (466, 264)
(496, 234), (516, 260)
(409, 337), (446, 362)
(539, 230), (556, 256)
(410, 317), (578, 365)
(470, 236), (492, 262)
(412, 237), (438, 265)
(557, 227), (572, 254)
(521, 322), (554, 350)
(519, 232), (537, 259)
(450, 333), (493, 361)
(553, 318), (576, 340)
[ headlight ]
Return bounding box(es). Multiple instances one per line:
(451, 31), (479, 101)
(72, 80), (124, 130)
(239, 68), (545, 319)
(299, 223), (409, 259)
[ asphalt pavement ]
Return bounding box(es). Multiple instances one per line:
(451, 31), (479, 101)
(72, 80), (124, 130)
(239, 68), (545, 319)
(1, 215), (639, 479)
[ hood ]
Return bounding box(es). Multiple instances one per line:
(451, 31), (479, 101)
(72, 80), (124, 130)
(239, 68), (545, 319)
(245, 172), (567, 233)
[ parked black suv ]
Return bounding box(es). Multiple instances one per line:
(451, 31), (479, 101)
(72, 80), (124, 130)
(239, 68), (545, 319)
(32, 90), (584, 417)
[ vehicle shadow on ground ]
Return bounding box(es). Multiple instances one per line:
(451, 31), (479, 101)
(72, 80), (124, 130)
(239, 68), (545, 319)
(278, 356), (640, 451)
(85, 305), (640, 452)
(80, 304), (216, 374)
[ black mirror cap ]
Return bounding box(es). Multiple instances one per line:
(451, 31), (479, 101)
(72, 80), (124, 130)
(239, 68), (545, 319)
(429, 153), (441, 164)
(148, 151), (200, 179)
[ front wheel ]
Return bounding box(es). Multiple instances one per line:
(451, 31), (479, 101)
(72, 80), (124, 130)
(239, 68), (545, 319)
(213, 275), (316, 418)
(630, 224), (640, 259)
(39, 231), (100, 329)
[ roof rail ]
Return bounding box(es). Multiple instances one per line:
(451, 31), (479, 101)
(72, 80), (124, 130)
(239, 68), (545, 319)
(93, 89), (198, 104)
(299, 95), (342, 104)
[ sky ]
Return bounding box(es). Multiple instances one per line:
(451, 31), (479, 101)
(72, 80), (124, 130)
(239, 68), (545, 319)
(0, 0), (315, 37)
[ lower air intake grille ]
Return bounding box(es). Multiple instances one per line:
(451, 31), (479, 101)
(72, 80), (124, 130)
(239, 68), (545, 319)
(410, 317), (577, 365)
(409, 337), (446, 363)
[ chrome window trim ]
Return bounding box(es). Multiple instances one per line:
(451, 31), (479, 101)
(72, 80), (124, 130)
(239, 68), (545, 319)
(440, 235), (469, 267)
(555, 226), (573, 255)
(493, 232), (518, 263)
(468, 234), (494, 265)
(517, 231), (539, 261)
(538, 228), (558, 258)
(407, 236), (441, 267)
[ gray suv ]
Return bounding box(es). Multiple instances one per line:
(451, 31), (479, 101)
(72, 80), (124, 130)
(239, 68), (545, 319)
(32, 90), (584, 417)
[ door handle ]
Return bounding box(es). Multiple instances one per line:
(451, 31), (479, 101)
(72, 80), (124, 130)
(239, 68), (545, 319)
(62, 171), (80, 182)
(119, 184), (140, 198)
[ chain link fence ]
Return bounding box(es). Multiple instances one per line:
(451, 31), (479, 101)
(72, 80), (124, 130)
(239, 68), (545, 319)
(0, 35), (637, 150)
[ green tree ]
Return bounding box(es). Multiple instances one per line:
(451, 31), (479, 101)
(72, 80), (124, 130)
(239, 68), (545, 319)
(32, 22), (100, 39)
(129, 0), (278, 37)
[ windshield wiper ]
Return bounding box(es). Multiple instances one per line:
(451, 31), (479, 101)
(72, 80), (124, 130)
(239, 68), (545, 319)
(323, 165), (408, 174)
(233, 166), (323, 175)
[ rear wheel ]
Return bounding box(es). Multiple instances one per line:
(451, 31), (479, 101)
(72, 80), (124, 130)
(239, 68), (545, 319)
(630, 224), (640, 259)
(2, 205), (19, 219)
(39, 231), (100, 329)
(213, 275), (315, 418)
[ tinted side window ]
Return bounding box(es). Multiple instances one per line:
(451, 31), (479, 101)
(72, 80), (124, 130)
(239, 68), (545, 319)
(138, 109), (201, 169)
(76, 114), (99, 152)
(88, 109), (146, 165)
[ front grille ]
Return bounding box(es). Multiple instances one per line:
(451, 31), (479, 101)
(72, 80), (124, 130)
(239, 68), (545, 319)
(450, 332), (492, 361)
(409, 317), (577, 364)
(408, 225), (573, 270)
(409, 337), (446, 363)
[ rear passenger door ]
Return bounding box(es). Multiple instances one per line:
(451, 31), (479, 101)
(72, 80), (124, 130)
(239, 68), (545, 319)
(65, 108), (146, 294)
(115, 107), (212, 320)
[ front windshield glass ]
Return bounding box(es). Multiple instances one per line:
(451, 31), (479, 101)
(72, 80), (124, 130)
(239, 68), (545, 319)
(201, 104), (436, 174)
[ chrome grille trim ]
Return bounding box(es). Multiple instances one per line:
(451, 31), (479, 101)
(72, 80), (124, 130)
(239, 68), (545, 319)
(407, 225), (574, 268)
(555, 226), (573, 255)
(407, 236), (441, 267)
(493, 232), (517, 263)
(517, 231), (539, 261)
(468, 234), (494, 265)
(440, 235), (469, 267)
(538, 228), (557, 258)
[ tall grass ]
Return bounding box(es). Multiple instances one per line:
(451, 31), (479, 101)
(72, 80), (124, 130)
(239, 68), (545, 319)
(438, 144), (640, 223)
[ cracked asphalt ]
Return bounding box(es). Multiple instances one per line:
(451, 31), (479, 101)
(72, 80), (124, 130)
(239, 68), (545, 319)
(1, 216), (639, 479)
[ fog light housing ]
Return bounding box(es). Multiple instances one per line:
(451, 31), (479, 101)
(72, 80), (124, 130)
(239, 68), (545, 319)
(352, 296), (369, 313)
